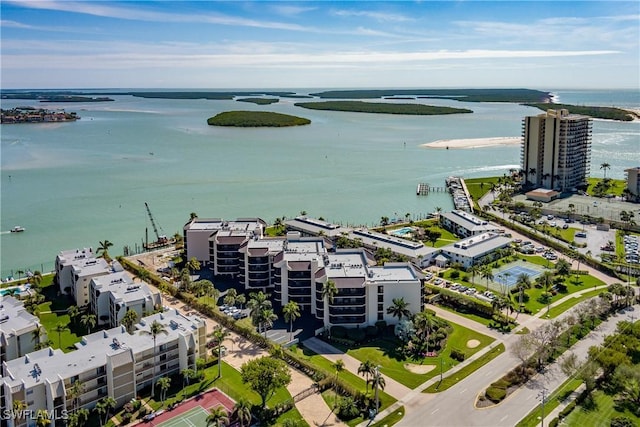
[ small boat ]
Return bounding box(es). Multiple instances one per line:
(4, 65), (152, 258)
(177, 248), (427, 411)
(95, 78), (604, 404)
(10, 226), (25, 233)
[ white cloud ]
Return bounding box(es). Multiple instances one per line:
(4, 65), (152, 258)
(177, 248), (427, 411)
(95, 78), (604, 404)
(331, 9), (412, 23)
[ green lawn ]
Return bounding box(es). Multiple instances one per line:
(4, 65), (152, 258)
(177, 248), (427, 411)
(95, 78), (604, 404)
(586, 178), (627, 197)
(546, 289), (605, 319)
(330, 321), (494, 389)
(424, 343), (505, 393)
(464, 177), (501, 201)
(516, 377), (583, 427)
(562, 390), (640, 426)
(435, 304), (492, 327)
(289, 345), (396, 407)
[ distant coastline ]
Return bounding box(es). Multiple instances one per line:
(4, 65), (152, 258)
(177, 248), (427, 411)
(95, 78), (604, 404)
(0, 107), (79, 124)
(422, 137), (521, 149)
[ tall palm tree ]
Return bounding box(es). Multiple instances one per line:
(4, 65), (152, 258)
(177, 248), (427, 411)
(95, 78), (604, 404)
(95, 397), (116, 426)
(80, 314), (96, 335)
(322, 280), (338, 304)
(67, 305), (80, 326)
(247, 291), (272, 334)
(35, 410), (51, 427)
(181, 368), (196, 392)
(68, 380), (85, 411)
(53, 322), (69, 349)
(260, 308), (277, 338)
(386, 298), (411, 322)
(206, 406), (230, 427)
(358, 360), (375, 392)
(67, 408), (89, 427)
(211, 326), (229, 379)
(333, 359), (345, 381)
(140, 320), (168, 398)
(96, 240), (113, 262)
(481, 265), (494, 291)
(157, 376), (171, 405)
(186, 257), (201, 274)
(600, 162), (611, 179)
(514, 273), (531, 316)
(31, 325), (47, 348)
(469, 264), (481, 286)
(121, 309), (139, 334)
(232, 398), (252, 427)
(13, 400), (27, 425)
(282, 301), (301, 341)
(368, 368), (386, 414)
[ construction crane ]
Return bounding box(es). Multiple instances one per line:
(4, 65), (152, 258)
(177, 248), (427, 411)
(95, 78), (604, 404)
(144, 202), (172, 250)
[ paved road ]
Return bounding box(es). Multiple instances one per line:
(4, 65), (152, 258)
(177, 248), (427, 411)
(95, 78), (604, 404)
(397, 305), (639, 427)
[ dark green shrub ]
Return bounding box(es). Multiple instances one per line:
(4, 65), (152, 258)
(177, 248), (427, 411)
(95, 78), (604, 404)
(332, 326), (347, 339)
(485, 386), (506, 403)
(549, 417), (559, 427)
(610, 417), (636, 427)
(336, 396), (361, 420)
(451, 348), (466, 362)
(450, 270), (460, 279)
(559, 401), (576, 418)
(365, 326), (378, 337)
(375, 320), (387, 333)
(347, 328), (366, 342)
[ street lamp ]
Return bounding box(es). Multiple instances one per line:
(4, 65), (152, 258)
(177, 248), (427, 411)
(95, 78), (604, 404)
(537, 387), (548, 427)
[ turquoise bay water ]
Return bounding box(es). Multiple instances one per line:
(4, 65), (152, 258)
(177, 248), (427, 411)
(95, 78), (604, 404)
(1, 89), (638, 277)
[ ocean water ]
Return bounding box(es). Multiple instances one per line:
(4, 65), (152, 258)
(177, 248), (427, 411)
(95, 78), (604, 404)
(1, 89), (638, 277)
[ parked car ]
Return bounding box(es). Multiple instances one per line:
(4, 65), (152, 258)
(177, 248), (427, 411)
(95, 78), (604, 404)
(575, 232), (587, 238)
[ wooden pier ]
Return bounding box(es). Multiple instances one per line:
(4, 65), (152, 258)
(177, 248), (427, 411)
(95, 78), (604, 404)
(416, 183), (446, 195)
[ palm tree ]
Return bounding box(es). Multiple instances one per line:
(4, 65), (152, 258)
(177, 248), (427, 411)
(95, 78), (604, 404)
(68, 379), (85, 411)
(67, 305), (80, 326)
(514, 273), (531, 316)
(537, 271), (555, 314)
(282, 301), (301, 341)
(36, 410), (51, 427)
(13, 400), (27, 425)
(28, 270), (43, 287)
(95, 397), (116, 426)
(181, 368), (196, 393)
(96, 240), (113, 262)
(469, 264), (481, 286)
(121, 309), (139, 334)
(247, 291), (272, 335)
(600, 162), (611, 179)
(80, 314), (96, 335)
(555, 258), (571, 278)
(260, 308), (277, 338)
(333, 359), (345, 381)
(322, 280), (338, 305)
(368, 368), (386, 415)
(231, 397), (252, 427)
(67, 408), (89, 427)
(211, 326), (229, 378)
(180, 268), (191, 292)
(53, 322), (69, 349)
(186, 257), (201, 274)
(134, 268), (151, 284)
(481, 265), (494, 291)
(386, 297), (411, 322)
(31, 325), (47, 348)
(358, 360), (375, 392)
(206, 406), (230, 427)
(157, 376), (171, 405)
(140, 320), (168, 398)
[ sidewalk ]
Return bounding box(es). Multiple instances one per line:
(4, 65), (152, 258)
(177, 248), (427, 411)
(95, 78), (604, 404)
(541, 383), (586, 426)
(303, 337), (412, 400)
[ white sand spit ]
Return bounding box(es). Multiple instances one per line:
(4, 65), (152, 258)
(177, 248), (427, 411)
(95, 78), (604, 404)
(404, 363), (437, 374)
(421, 137), (521, 149)
(466, 339), (481, 349)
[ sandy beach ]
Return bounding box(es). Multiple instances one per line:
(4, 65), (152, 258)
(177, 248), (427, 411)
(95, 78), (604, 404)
(421, 136), (521, 149)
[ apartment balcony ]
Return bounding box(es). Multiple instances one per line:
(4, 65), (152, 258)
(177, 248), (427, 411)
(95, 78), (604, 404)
(288, 280), (311, 288)
(289, 296), (311, 305)
(336, 288), (365, 297)
(288, 287), (311, 296)
(329, 306), (366, 315)
(329, 314), (366, 324)
(331, 296), (366, 306)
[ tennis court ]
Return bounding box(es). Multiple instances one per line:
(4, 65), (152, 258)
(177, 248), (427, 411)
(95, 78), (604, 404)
(157, 406), (209, 427)
(149, 389), (235, 427)
(494, 263), (543, 289)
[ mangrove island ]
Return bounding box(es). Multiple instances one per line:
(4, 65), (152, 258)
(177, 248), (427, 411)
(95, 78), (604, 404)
(294, 101), (473, 115)
(207, 111), (311, 127)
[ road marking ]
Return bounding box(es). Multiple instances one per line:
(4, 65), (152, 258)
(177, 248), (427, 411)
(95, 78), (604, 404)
(484, 370), (493, 376)
(500, 415), (508, 422)
(431, 409), (440, 415)
(460, 388), (467, 394)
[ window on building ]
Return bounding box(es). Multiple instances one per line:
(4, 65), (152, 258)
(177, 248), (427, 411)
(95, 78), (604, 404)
(378, 303), (384, 312)
(377, 286), (383, 294)
(377, 294), (383, 303)
(377, 312), (384, 321)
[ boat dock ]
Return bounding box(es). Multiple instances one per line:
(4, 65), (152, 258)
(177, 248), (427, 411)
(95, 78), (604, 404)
(445, 176), (474, 212)
(416, 183), (446, 196)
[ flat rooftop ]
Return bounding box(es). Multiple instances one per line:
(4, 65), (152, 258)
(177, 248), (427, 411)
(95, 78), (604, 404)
(0, 296), (40, 336)
(443, 232), (512, 258)
(92, 272), (157, 304)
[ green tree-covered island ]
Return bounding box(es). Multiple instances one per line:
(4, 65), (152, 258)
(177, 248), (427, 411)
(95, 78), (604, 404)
(236, 98), (279, 105)
(524, 102), (640, 121)
(294, 100), (472, 115)
(207, 111), (311, 127)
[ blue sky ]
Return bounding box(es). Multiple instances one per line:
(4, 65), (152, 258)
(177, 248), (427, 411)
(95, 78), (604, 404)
(1, 1), (638, 89)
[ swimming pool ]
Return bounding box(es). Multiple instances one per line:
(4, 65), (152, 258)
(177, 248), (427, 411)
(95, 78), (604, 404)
(391, 227), (414, 237)
(0, 285), (25, 296)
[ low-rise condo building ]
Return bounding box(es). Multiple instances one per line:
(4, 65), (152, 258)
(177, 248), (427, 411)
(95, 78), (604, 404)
(439, 210), (500, 238)
(89, 272), (161, 328)
(0, 296), (46, 363)
(347, 228), (438, 267)
(55, 248), (120, 307)
(438, 232), (512, 268)
(284, 216), (351, 240)
(238, 237), (285, 294)
(1, 309), (205, 427)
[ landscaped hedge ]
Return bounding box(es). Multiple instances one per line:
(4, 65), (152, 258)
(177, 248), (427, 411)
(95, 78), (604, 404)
(425, 283), (494, 317)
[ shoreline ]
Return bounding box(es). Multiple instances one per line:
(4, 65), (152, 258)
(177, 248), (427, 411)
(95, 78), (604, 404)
(421, 137), (521, 149)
